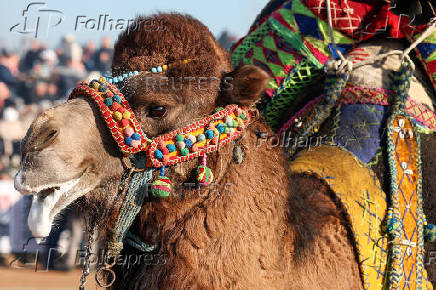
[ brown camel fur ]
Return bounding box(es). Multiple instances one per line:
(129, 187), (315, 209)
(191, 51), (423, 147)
(14, 14), (363, 289)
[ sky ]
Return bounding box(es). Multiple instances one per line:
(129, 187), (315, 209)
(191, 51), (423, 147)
(0, 0), (269, 51)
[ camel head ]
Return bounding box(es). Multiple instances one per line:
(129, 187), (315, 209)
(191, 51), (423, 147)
(14, 14), (269, 238)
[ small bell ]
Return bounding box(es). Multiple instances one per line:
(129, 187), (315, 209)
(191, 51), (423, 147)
(197, 154), (214, 186)
(151, 166), (172, 197)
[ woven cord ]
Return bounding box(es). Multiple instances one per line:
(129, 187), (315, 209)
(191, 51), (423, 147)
(289, 70), (349, 155)
(106, 163), (153, 258)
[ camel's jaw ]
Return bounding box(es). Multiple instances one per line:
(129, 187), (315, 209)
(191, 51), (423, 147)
(14, 170), (91, 238)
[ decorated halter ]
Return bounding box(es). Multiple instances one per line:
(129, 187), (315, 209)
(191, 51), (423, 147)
(69, 66), (250, 198)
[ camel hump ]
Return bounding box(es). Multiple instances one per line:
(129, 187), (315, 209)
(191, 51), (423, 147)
(289, 145), (433, 289)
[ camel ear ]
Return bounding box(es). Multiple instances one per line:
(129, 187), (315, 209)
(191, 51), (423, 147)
(220, 65), (270, 106)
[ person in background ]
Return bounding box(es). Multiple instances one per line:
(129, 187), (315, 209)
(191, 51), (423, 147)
(20, 40), (43, 72)
(82, 41), (96, 71)
(94, 36), (113, 74)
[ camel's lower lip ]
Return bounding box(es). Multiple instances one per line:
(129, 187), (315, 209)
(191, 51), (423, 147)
(27, 176), (84, 238)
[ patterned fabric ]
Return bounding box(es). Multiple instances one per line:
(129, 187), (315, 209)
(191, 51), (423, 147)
(386, 116), (429, 289)
(302, 0), (428, 41)
(336, 104), (388, 164)
(289, 146), (433, 289)
(231, 0), (436, 132)
(415, 31), (436, 92)
(231, 0), (353, 129)
(278, 86), (436, 135)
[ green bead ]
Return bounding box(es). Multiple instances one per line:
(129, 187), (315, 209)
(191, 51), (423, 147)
(180, 148), (189, 156)
(232, 119), (238, 128)
(175, 134), (184, 142)
(238, 113), (245, 120)
(214, 107), (224, 112)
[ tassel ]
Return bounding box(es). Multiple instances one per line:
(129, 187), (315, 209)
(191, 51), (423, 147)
(197, 154), (214, 186)
(151, 166), (172, 197)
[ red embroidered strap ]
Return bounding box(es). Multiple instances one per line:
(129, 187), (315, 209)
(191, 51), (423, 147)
(69, 79), (250, 166)
(69, 80), (149, 155)
(147, 105), (250, 168)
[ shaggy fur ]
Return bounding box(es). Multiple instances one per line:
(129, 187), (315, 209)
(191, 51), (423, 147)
(16, 13), (363, 289)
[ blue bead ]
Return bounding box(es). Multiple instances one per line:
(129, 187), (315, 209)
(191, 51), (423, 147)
(151, 67), (157, 73)
(216, 123), (225, 134)
(133, 71), (139, 75)
(125, 137), (133, 146)
(167, 144), (176, 152)
(107, 78), (113, 84)
(154, 149), (163, 159)
(128, 72), (133, 76)
(205, 129), (214, 139)
(157, 66), (163, 72)
(184, 139), (193, 148)
(131, 133), (141, 140)
(113, 77), (118, 83)
(104, 98), (113, 106)
(113, 95), (122, 103)
(123, 73), (128, 78)
(197, 134), (206, 142)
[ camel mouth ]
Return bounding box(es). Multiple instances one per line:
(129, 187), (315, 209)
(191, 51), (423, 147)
(24, 170), (90, 239)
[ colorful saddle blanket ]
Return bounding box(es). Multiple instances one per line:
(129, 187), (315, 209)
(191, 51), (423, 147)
(231, 0), (436, 131)
(290, 146), (433, 290)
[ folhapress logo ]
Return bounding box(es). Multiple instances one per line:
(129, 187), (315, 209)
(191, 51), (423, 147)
(9, 2), (64, 38)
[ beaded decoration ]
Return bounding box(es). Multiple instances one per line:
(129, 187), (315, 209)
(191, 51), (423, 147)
(107, 59), (193, 84)
(69, 77), (150, 155)
(146, 105), (250, 168)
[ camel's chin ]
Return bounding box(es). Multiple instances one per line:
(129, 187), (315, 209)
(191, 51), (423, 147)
(27, 178), (83, 238)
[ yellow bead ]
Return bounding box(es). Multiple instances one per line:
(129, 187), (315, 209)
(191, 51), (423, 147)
(99, 77), (106, 83)
(314, 128), (319, 133)
(184, 59), (188, 63)
(162, 65), (168, 70)
(93, 82), (100, 89)
(113, 111), (123, 121)
(123, 110), (131, 119)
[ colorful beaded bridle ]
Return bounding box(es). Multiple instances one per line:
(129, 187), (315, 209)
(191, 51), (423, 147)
(69, 68), (250, 197)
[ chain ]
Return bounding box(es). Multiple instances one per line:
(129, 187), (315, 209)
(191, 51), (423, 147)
(79, 223), (95, 290)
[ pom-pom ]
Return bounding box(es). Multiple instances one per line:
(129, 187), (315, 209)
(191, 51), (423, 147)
(124, 127), (134, 137)
(184, 138), (193, 148)
(175, 134), (184, 142)
(154, 149), (163, 159)
(167, 144), (176, 152)
(180, 148), (189, 156)
(425, 223), (436, 242)
(197, 165), (214, 186)
(151, 176), (172, 197)
(197, 134), (206, 142)
(205, 129), (214, 139)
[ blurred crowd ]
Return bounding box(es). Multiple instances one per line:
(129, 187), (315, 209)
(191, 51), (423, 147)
(0, 35), (114, 178)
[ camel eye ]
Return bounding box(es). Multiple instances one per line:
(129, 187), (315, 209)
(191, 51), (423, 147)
(148, 105), (167, 118)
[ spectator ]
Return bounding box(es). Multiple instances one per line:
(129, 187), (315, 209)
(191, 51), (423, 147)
(82, 41), (96, 71)
(0, 82), (10, 119)
(20, 40), (43, 72)
(94, 36), (113, 74)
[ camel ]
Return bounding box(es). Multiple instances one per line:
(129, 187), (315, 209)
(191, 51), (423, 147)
(13, 12), (435, 290)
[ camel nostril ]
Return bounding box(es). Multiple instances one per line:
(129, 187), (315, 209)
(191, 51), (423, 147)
(32, 128), (59, 151)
